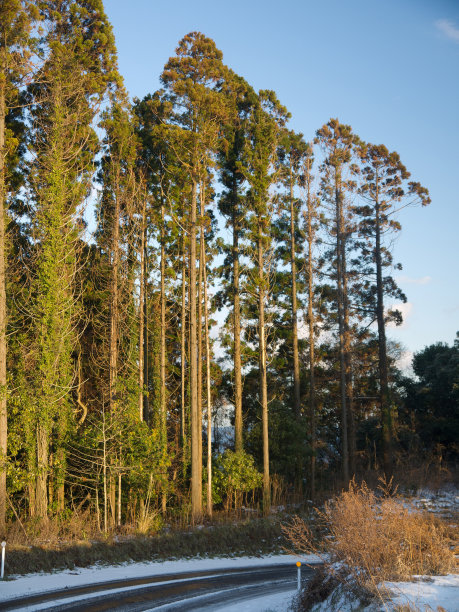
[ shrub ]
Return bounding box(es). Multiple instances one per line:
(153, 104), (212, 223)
(284, 479), (457, 609)
(213, 450), (262, 510)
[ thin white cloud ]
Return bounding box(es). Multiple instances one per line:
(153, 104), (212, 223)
(435, 19), (459, 43)
(396, 275), (432, 285)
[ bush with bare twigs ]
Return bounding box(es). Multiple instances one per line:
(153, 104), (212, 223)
(283, 479), (457, 610)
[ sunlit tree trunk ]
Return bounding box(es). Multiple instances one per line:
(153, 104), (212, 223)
(257, 229), (270, 513)
(190, 178), (202, 519)
(232, 178), (243, 453)
(0, 58), (7, 532)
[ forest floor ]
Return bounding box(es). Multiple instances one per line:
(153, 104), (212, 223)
(3, 515), (291, 575)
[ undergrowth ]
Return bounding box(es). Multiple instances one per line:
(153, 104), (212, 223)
(4, 516), (286, 576)
(284, 479), (457, 611)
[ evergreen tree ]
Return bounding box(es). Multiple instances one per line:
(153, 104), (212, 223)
(356, 142), (430, 476)
(24, 0), (117, 518)
(0, 0), (37, 532)
(240, 89), (289, 512)
(315, 119), (360, 483)
(160, 32), (228, 520)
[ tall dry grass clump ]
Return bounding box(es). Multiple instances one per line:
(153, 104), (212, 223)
(285, 479), (456, 589)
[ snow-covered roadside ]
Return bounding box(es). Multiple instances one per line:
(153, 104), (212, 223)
(0, 553), (318, 604)
(306, 574), (459, 611)
(386, 574), (459, 611)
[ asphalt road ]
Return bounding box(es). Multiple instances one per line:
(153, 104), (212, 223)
(0, 563), (319, 611)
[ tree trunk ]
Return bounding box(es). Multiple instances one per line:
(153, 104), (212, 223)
(203, 235), (213, 518)
(160, 199), (167, 446)
(143, 223), (149, 424)
(0, 65), (7, 532)
(375, 184), (392, 477)
(232, 178), (243, 453)
(109, 190), (120, 413)
(181, 225), (187, 471)
(342, 243), (356, 478)
(36, 423), (48, 519)
(257, 230), (270, 514)
(138, 199), (146, 421)
(305, 170), (316, 499)
(197, 227), (203, 500)
(190, 179), (202, 520)
(289, 161), (302, 489)
(160, 198), (167, 512)
(289, 163), (301, 420)
(335, 178), (349, 485)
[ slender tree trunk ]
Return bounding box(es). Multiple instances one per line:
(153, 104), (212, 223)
(103, 412), (108, 533)
(160, 199), (167, 512)
(197, 229), (203, 497)
(190, 178), (202, 519)
(203, 234), (212, 517)
(289, 162), (302, 489)
(335, 178), (349, 485)
(36, 423), (48, 519)
(199, 188), (213, 517)
(289, 164), (301, 420)
(232, 179), (243, 453)
(143, 224), (149, 424)
(117, 472), (122, 527)
(181, 227), (187, 472)
(375, 183), (392, 477)
(109, 193), (120, 414)
(56, 446), (64, 512)
(0, 65), (7, 532)
(138, 200), (146, 421)
(109, 189), (120, 527)
(257, 229), (270, 513)
(342, 243), (356, 477)
(306, 172), (316, 499)
(160, 199), (167, 445)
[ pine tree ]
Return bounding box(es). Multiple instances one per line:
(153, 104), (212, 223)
(356, 142), (430, 476)
(315, 119), (360, 483)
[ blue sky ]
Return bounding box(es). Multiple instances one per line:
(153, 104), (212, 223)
(104, 0), (459, 360)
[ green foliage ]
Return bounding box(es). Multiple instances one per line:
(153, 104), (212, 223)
(212, 450), (262, 508)
(402, 334), (459, 459)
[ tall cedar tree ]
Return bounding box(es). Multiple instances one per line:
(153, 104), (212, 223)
(240, 90), (289, 512)
(356, 143), (430, 476)
(217, 73), (254, 453)
(274, 130), (308, 485)
(160, 32), (228, 520)
(315, 119), (359, 484)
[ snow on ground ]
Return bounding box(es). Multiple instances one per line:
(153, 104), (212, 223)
(307, 575), (459, 611)
(386, 574), (459, 611)
(0, 554), (318, 604)
(408, 487), (459, 518)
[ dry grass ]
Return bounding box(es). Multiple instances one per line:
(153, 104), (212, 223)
(284, 479), (457, 610)
(4, 516), (285, 576)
